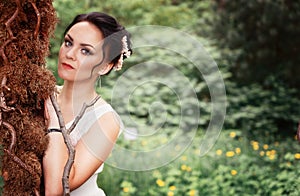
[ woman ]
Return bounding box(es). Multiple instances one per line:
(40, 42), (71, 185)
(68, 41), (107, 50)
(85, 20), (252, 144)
(43, 12), (132, 195)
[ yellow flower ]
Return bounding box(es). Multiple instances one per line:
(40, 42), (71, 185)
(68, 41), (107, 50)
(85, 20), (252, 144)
(251, 141), (259, 150)
(231, 169), (238, 176)
(156, 179), (165, 187)
(189, 189), (196, 196)
(268, 154), (276, 160)
(168, 191), (174, 196)
(141, 140), (147, 146)
(181, 164), (187, 171)
(235, 148), (241, 154)
(295, 153), (300, 159)
(123, 187), (129, 193)
(186, 166), (192, 172)
(169, 186), (176, 191)
(271, 150), (276, 155)
(265, 150), (276, 160)
(251, 140), (259, 146)
(253, 144), (259, 151)
(181, 155), (187, 161)
(263, 144), (269, 150)
(260, 151), (265, 156)
(216, 149), (223, 155)
(266, 150), (276, 156)
(226, 151), (235, 157)
(229, 131), (236, 138)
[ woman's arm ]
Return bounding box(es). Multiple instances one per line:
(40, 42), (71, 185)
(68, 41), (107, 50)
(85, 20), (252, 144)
(43, 99), (120, 195)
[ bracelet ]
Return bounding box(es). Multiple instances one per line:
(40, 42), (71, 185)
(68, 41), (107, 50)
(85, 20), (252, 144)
(47, 128), (62, 134)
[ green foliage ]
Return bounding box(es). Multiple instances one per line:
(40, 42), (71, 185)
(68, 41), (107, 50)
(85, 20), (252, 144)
(208, 0), (300, 89)
(99, 130), (300, 195)
(102, 47), (207, 131)
(86, 0), (197, 28)
(225, 76), (300, 140)
(120, 180), (137, 195)
(43, 1), (300, 195)
(188, 0), (300, 139)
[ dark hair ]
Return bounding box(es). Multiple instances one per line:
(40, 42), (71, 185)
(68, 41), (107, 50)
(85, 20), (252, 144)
(63, 12), (132, 73)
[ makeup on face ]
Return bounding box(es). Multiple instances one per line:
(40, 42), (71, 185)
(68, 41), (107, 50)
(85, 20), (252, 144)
(57, 22), (105, 81)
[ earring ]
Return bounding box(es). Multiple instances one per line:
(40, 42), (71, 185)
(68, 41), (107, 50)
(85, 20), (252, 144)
(95, 76), (101, 90)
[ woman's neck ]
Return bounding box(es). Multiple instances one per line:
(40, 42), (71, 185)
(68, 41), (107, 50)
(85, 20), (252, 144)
(58, 81), (99, 116)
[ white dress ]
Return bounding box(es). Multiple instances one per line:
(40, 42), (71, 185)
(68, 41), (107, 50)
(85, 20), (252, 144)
(65, 103), (122, 196)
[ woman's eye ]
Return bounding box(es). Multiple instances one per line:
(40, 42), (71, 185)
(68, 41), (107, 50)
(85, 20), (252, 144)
(64, 40), (72, 47)
(81, 48), (91, 56)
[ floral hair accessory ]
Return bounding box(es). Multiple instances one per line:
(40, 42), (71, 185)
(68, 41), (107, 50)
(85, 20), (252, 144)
(114, 36), (131, 71)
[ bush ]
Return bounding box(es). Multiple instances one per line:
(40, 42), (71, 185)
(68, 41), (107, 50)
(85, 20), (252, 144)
(99, 130), (300, 195)
(209, 0), (300, 89)
(224, 76), (300, 140)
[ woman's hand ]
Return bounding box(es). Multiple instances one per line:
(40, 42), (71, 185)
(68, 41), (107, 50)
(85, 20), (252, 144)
(44, 97), (60, 129)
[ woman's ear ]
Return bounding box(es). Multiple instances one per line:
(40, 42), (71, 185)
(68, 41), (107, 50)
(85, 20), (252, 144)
(98, 63), (114, 75)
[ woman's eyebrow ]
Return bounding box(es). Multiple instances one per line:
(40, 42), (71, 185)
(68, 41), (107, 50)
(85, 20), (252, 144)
(80, 43), (96, 49)
(66, 34), (96, 49)
(66, 34), (73, 41)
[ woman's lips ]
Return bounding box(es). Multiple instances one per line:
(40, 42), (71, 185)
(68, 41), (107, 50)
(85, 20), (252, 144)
(62, 63), (74, 70)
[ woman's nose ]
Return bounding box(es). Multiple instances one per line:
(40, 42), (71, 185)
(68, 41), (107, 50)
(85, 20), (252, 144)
(66, 48), (76, 60)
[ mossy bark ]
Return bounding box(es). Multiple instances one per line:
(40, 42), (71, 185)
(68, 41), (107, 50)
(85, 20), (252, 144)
(0, 1), (57, 195)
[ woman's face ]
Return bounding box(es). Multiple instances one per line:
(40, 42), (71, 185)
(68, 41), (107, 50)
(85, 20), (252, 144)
(58, 21), (105, 82)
